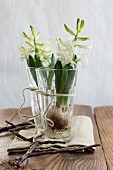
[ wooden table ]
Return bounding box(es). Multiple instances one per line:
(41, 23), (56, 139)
(0, 105), (112, 170)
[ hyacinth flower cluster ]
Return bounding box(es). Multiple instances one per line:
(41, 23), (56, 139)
(20, 18), (91, 106)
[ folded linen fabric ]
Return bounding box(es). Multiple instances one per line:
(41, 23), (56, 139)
(7, 116), (95, 153)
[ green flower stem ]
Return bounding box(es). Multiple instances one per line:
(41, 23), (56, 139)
(47, 54), (56, 88)
(56, 96), (68, 106)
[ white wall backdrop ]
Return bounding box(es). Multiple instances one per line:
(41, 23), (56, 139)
(0, 0), (113, 109)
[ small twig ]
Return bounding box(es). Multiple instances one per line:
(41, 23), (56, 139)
(9, 124), (35, 132)
(11, 131), (33, 142)
(35, 140), (65, 146)
(0, 119), (34, 134)
(5, 121), (16, 127)
(34, 143), (101, 153)
(17, 143), (101, 167)
(17, 142), (39, 167)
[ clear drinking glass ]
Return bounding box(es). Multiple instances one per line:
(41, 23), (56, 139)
(36, 67), (77, 141)
(26, 67), (43, 132)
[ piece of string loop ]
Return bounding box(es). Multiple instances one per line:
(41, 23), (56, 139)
(18, 87), (76, 132)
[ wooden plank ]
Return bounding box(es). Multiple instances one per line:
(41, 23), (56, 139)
(0, 108), (18, 164)
(0, 108), (17, 126)
(94, 106), (113, 170)
(0, 106), (107, 170)
(0, 108), (31, 165)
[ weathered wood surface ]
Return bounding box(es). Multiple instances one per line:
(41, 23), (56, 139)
(94, 106), (113, 170)
(0, 105), (107, 170)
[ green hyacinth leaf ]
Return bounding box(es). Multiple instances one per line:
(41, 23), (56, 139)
(76, 18), (80, 32)
(55, 61), (63, 105)
(77, 37), (90, 41)
(27, 55), (36, 67)
(47, 70), (54, 87)
(55, 61), (62, 94)
(61, 64), (69, 93)
(80, 20), (85, 32)
(50, 53), (56, 67)
(47, 54), (56, 87)
(27, 55), (38, 86)
(35, 55), (43, 68)
(59, 64), (77, 106)
(35, 55), (47, 81)
(64, 24), (75, 35)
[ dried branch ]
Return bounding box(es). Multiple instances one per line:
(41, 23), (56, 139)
(0, 120), (34, 133)
(35, 140), (65, 145)
(17, 143), (101, 167)
(17, 142), (39, 167)
(11, 131), (33, 142)
(5, 120), (16, 127)
(9, 125), (35, 132)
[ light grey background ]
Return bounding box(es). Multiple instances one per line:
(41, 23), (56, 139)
(0, 0), (113, 109)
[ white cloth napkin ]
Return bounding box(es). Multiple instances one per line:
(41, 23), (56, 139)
(7, 116), (95, 153)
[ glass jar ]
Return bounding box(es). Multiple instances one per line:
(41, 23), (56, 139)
(26, 67), (43, 133)
(36, 67), (77, 141)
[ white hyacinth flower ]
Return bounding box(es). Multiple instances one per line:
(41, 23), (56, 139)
(74, 39), (92, 53)
(56, 38), (91, 67)
(75, 39), (92, 66)
(20, 46), (35, 60)
(38, 41), (52, 59)
(56, 39), (76, 67)
(20, 26), (52, 67)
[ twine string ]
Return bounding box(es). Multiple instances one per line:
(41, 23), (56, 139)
(18, 87), (75, 132)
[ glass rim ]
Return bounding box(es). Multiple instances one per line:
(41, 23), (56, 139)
(36, 67), (78, 71)
(26, 66), (37, 69)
